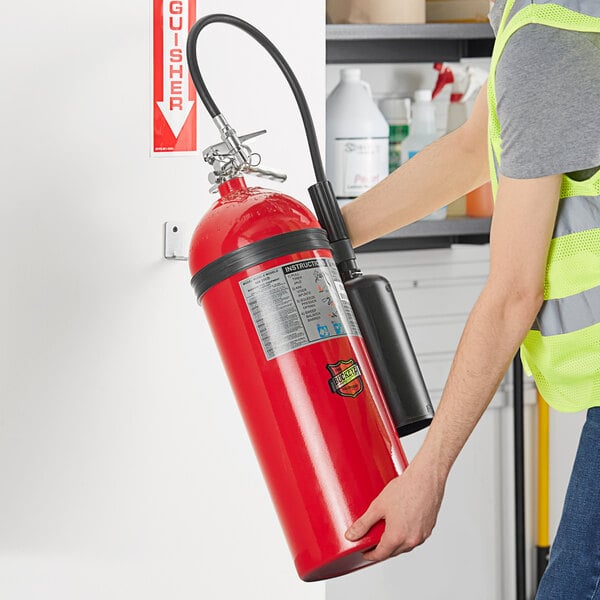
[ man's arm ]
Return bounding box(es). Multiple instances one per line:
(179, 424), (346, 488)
(340, 85), (490, 248)
(345, 173), (562, 560)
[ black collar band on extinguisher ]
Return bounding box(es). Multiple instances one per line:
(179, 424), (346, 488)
(190, 228), (332, 304)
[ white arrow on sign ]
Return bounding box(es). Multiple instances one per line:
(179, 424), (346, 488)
(157, 1), (195, 139)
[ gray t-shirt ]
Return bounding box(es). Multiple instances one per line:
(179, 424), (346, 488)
(489, 0), (600, 180)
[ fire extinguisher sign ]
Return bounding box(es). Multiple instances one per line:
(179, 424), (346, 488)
(152, 0), (197, 155)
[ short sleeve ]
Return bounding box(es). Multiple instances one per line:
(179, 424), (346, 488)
(495, 24), (600, 179)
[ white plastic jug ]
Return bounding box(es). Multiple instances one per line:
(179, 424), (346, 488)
(326, 68), (389, 204)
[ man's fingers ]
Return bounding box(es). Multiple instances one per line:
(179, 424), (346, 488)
(363, 530), (425, 561)
(345, 503), (383, 541)
(343, 468), (442, 561)
(362, 535), (402, 561)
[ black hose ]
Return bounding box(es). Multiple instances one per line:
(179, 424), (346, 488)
(186, 14), (327, 183)
(185, 13), (359, 278)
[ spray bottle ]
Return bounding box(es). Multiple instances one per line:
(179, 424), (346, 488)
(432, 62), (493, 216)
(432, 62), (488, 132)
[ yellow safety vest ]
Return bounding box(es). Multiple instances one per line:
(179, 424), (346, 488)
(488, 0), (600, 411)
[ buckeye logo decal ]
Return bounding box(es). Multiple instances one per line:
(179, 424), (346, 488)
(327, 359), (364, 398)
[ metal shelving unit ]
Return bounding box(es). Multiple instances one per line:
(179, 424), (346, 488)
(326, 22), (494, 63)
(356, 216), (491, 252)
(327, 22), (494, 251)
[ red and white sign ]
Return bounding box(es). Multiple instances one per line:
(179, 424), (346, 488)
(153, 0), (197, 154)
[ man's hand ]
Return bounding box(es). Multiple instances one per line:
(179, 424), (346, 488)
(344, 457), (447, 561)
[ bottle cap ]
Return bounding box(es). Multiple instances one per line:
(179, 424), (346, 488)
(379, 97), (411, 124)
(341, 67), (361, 82)
(414, 89), (433, 103)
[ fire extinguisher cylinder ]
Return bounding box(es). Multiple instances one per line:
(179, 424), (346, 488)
(189, 178), (409, 582)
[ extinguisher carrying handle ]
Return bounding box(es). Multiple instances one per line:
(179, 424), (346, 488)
(344, 274), (434, 437)
(308, 180), (360, 280)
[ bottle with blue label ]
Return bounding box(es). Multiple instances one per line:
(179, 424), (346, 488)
(400, 89), (446, 220)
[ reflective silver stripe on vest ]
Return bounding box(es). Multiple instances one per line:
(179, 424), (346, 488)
(554, 194), (600, 237)
(532, 284), (600, 336)
(533, 195), (600, 336)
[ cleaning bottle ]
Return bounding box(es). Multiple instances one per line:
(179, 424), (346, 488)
(379, 97), (411, 174)
(400, 89), (445, 220)
(432, 62), (492, 217)
(432, 62), (488, 133)
(326, 68), (389, 205)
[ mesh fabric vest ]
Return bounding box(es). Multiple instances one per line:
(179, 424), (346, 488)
(488, 0), (600, 411)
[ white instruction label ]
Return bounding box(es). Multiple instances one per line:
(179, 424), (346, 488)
(333, 137), (389, 198)
(239, 257), (361, 360)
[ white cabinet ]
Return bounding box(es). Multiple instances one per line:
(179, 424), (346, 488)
(327, 245), (539, 600)
(356, 245), (537, 406)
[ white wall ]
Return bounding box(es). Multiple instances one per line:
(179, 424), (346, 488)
(0, 1), (325, 599)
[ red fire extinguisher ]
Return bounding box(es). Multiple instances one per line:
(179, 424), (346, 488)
(186, 14), (433, 581)
(190, 175), (408, 581)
